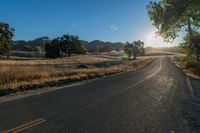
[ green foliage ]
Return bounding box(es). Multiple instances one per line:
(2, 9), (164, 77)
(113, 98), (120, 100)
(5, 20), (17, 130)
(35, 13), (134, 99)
(45, 34), (86, 58)
(99, 45), (113, 53)
(180, 32), (200, 61)
(185, 57), (200, 76)
(124, 40), (145, 60)
(147, 0), (200, 42)
(82, 40), (124, 53)
(147, 0), (200, 63)
(13, 37), (49, 51)
(34, 46), (43, 53)
(24, 44), (33, 51)
(191, 34), (200, 62)
(0, 22), (14, 56)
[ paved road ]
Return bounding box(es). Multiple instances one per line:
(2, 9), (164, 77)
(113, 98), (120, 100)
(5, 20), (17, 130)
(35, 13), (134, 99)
(0, 56), (198, 133)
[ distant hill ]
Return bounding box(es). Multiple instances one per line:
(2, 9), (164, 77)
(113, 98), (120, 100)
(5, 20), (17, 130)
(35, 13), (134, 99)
(81, 40), (124, 53)
(13, 37), (50, 51)
(13, 38), (124, 53)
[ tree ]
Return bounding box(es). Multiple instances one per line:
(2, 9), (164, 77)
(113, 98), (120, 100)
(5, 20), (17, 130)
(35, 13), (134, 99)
(147, 0), (200, 42)
(135, 40), (145, 56)
(34, 46), (43, 53)
(147, 0), (200, 61)
(124, 40), (145, 60)
(45, 34), (86, 58)
(99, 45), (113, 53)
(0, 22), (14, 56)
(45, 38), (63, 58)
(191, 34), (200, 62)
(124, 42), (134, 59)
(61, 35), (86, 56)
(24, 44), (33, 51)
(71, 38), (87, 55)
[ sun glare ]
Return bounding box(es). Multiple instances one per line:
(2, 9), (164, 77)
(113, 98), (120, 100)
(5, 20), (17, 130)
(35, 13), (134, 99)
(145, 31), (173, 47)
(145, 31), (166, 47)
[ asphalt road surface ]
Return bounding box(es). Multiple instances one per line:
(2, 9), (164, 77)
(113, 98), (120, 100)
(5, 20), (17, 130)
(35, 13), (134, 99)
(0, 56), (197, 133)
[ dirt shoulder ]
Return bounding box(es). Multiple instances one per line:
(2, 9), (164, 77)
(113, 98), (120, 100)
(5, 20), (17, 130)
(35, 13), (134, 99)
(171, 55), (200, 99)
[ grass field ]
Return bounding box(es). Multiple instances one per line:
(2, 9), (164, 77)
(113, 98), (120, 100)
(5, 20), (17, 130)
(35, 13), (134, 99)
(0, 54), (154, 96)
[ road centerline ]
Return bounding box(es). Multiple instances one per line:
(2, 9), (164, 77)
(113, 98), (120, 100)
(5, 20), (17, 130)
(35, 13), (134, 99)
(2, 118), (46, 133)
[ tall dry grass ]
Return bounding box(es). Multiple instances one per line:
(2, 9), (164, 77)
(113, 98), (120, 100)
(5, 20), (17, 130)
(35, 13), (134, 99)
(0, 55), (154, 90)
(0, 55), (117, 66)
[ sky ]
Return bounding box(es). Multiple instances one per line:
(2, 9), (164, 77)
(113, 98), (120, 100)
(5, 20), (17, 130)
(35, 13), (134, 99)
(0, 0), (182, 47)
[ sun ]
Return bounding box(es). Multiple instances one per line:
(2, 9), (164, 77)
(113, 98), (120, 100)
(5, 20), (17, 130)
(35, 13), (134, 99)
(146, 32), (156, 46)
(145, 31), (166, 47)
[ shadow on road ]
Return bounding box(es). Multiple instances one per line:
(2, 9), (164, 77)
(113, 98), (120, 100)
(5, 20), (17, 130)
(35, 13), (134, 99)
(182, 97), (200, 132)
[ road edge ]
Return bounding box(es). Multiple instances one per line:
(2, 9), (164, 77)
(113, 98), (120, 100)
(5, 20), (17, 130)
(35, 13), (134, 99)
(170, 56), (194, 97)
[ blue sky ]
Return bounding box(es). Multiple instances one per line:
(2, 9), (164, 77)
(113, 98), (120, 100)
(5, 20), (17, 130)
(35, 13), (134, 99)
(0, 0), (180, 47)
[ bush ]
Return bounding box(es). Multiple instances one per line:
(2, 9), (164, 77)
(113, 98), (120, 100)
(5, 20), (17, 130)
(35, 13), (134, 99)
(185, 57), (200, 76)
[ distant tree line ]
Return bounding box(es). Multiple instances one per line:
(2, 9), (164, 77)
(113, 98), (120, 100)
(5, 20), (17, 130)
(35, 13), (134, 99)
(81, 40), (124, 53)
(13, 37), (50, 53)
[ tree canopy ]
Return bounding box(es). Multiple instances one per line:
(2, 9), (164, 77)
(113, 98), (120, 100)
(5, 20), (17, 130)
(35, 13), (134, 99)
(45, 34), (86, 58)
(0, 22), (14, 56)
(147, 0), (200, 62)
(147, 0), (200, 42)
(124, 40), (145, 60)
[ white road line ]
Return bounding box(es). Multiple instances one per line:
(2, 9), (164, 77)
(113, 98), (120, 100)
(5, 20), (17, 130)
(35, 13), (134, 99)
(146, 57), (162, 79)
(0, 82), (86, 103)
(186, 77), (194, 97)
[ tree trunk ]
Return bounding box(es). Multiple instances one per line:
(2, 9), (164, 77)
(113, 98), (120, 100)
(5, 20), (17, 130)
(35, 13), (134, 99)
(67, 44), (71, 57)
(133, 54), (136, 60)
(187, 19), (194, 56)
(197, 55), (200, 63)
(68, 51), (71, 57)
(188, 19), (193, 41)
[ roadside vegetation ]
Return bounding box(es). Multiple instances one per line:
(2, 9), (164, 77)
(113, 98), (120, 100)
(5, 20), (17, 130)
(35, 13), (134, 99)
(172, 56), (200, 78)
(147, 0), (200, 76)
(0, 54), (154, 96)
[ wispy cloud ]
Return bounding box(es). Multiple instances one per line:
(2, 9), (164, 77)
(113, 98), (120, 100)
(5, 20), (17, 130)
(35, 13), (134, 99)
(110, 25), (118, 31)
(71, 23), (76, 27)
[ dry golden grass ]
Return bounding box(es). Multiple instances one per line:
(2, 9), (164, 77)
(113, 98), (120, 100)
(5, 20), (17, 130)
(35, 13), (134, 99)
(0, 55), (154, 91)
(0, 54), (117, 66)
